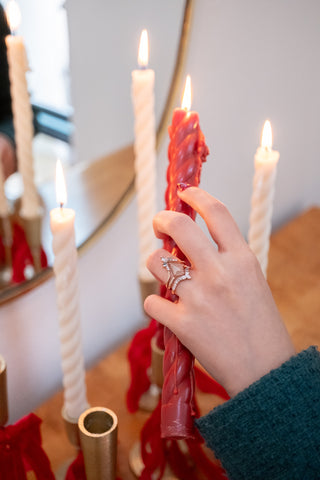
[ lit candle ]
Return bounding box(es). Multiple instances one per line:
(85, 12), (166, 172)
(5, 0), (38, 218)
(161, 76), (209, 439)
(50, 160), (88, 421)
(131, 29), (157, 282)
(248, 120), (279, 277)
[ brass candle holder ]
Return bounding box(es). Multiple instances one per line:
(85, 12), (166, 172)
(0, 215), (13, 284)
(0, 354), (8, 426)
(139, 277), (158, 312)
(78, 407), (118, 480)
(62, 406), (81, 448)
(22, 215), (42, 274)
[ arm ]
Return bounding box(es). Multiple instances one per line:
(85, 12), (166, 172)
(144, 187), (295, 397)
(144, 186), (320, 478)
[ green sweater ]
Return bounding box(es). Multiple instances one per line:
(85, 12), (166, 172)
(196, 347), (320, 480)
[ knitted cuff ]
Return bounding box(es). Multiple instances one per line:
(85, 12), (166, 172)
(196, 346), (320, 480)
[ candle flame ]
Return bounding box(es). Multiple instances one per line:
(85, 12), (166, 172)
(261, 120), (273, 150)
(138, 29), (149, 67)
(5, 0), (21, 33)
(181, 75), (192, 111)
(55, 159), (67, 207)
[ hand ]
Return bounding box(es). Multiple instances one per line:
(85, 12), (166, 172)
(144, 187), (295, 397)
(0, 134), (17, 179)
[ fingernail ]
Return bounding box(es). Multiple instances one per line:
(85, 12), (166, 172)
(177, 183), (191, 192)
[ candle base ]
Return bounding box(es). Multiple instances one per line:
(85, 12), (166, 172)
(0, 215), (13, 270)
(0, 355), (8, 427)
(62, 407), (81, 448)
(78, 406), (118, 480)
(139, 277), (159, 315)
(21, 214), (43, 274)
(138, 337), (164, 412)
(129, 442), (180, 479)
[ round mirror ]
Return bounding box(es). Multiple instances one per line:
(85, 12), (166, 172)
(0, 0), (193, 303)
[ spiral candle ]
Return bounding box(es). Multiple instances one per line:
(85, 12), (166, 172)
(50, 161), (88, 421)
(5, 32), (38, 218)
(161, 79), (209, 439)
(131, 30), (157, 282)
(248, 120), (279, 277)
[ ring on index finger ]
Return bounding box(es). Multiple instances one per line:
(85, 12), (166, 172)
(161, 256), (191, 295)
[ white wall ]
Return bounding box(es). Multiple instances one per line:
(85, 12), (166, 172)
(1, 0), (319, 422)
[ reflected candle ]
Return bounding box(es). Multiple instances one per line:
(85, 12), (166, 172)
(131, 29), (157, 282)
(50, 160), (88, 421)
(5, 0), (38, 218)
(248, 120), (280, 277)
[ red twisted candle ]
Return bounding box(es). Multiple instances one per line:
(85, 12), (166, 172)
(161, 76), (209, 439)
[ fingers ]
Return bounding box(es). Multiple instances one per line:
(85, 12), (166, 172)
(147, 248), (193, 297)
(144, 294), (178, 329)
(152, 210), (217, 267)
(178, 187), (246, 251)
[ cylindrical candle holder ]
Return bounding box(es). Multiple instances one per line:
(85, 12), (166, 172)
(0, 355), (8, 426)
(78, 407), (118, 480)
(62, 407), (81, 448)
(22, 215), (42, 273)
(138, 279), (162, 411)
(139, 277), (158, 316)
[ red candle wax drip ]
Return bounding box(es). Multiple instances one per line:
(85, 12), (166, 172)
(161, 107), (209, 439)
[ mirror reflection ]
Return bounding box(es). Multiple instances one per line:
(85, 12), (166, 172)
(0, 0), (189, 301)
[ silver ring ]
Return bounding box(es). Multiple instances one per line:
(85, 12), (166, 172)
(161, 256), (191, 295)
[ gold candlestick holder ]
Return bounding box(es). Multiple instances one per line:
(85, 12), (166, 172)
(137, 277), (164, 412)
(22, 215), (42, 274)
(139, 277), (158, 313)
(62, 407), (81, 448)
(0, 215), (13, 284)
(78, 406), (118, 480)
(0, 354), (8, 426)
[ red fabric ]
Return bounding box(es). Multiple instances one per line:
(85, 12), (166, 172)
(140, 401), (166, 480)
(126, 320), (157, 413)
(65, 450), (123, 480)
(0, 413), (55, 480)
(65, 452), (86, 480)
(195, 366), (230, 401)
(10, 223), (48, 283)
(139, 399), (227, 480)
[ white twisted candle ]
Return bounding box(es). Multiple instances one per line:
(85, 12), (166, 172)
(248, 121), (279, 277)
(5, 34), (38, 218)
(131, 30), (157, 282)
(50, 206), (88, 420)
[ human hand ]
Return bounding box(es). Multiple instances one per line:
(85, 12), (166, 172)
(0, 134), (16, 179)
(144, 187), (295, 397)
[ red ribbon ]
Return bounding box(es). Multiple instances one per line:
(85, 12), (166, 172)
(0, 413), (55, 480)
(11, 223), (48, 283)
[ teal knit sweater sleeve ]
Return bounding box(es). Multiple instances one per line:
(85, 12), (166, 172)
(196, 346), (320, 480)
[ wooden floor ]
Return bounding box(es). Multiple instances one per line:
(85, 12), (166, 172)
(34, 207), (320, 479)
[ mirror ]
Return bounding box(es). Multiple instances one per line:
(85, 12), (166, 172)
(0, 0), (193, 302)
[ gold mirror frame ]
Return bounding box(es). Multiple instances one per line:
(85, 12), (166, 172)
(0, 0), (194, 305)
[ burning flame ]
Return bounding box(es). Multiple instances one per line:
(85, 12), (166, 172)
(138, 29), (149, 67)
(181, 75), (192, 111)
(55, 159), (67, 207)
(261, 120), (273, 150)
(5, 0), (21, 33)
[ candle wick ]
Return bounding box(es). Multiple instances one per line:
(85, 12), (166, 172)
(60, 202), (63, 210)
(139, 64), (147, 71)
